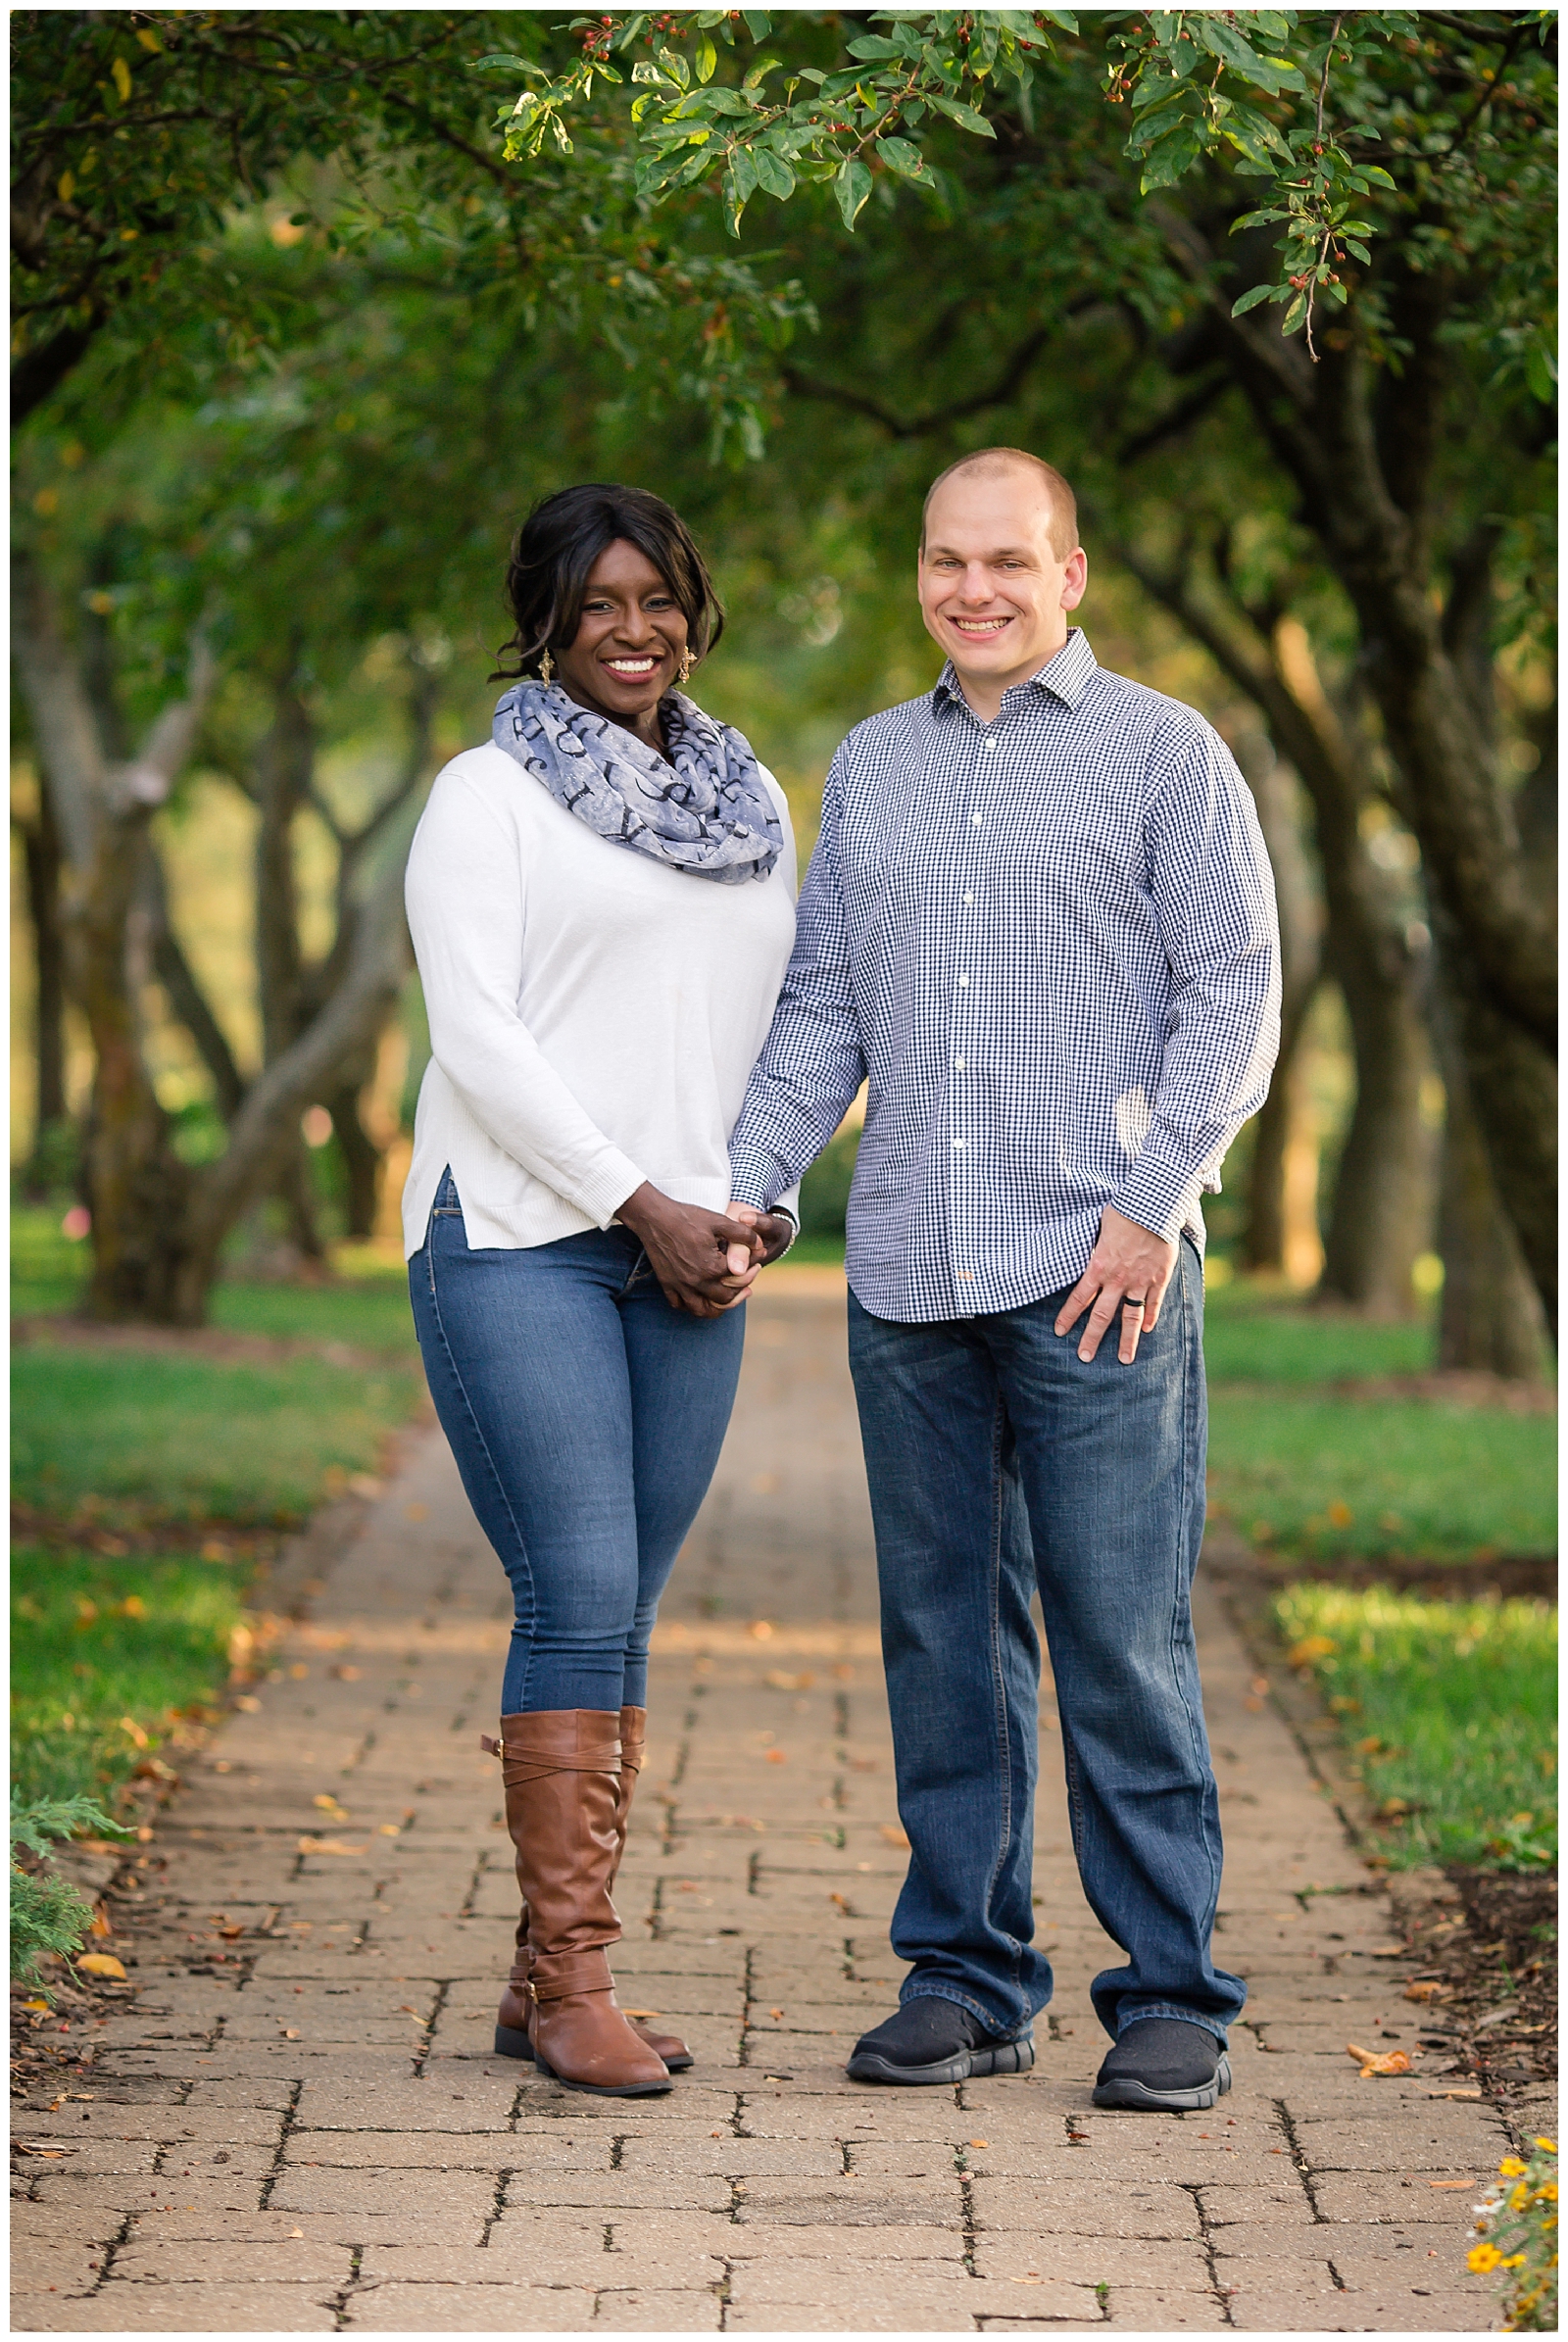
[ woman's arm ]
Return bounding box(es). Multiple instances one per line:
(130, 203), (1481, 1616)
(406, 767), (760, 1312)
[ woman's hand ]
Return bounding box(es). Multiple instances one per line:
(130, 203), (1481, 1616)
(615, 1183), (764, 1317)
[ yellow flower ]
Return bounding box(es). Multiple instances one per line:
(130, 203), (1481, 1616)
(1499, 2158), (1528, 2177)
(1541, 2182), (1559, 2203)
(1511, 2184), (1531, 2211)
(1501, 2254), (1527, 2269)
(1469, 2243), (1502, 2273)
(1534, 2137), (1556, 2153)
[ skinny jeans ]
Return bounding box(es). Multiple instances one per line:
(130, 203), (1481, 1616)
(409, 1168), (744, 1713)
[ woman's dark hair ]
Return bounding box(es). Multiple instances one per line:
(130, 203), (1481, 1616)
(491, 483), (725, 681)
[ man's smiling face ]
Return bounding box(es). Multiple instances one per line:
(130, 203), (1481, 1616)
(916, 463), (1087, 704)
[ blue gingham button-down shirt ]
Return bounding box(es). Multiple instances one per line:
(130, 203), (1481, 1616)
(727, 630), (1281, 1324)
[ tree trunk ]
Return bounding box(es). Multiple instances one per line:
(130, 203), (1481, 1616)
(329, 1071), (382, 1240)
(1318, 955), (1433, 1316)
(1231, 735), (1321, 1274)
(17, 783), (70, 1187)
(1434, 1010), (1548, 1380)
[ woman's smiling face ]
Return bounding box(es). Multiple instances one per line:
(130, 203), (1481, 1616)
(555, 537), (691, 742)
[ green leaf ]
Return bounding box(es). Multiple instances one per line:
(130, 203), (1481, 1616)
(1343, 238), (1371, 263)
(613, 15), (651, 51)
(752, 144), (796, 200)
(1231, 281), (1277, 317)
(741, 10), (771, 37)
(472, 53), (538, 75)
(1360, 167), (1397, 189)
(1231, 209), (1290, 233)
(695, 35), (717, 84)
(1193, 17), (1306, 90)
(926, 91), (997, 138)
(1139, 127), (1204, 194)
(743, 54), (781, 88)
(632, 60), (676, 85)
(835, 155), (873, 230)
(1282, 293), (1307, 335)
(1524, 342), (1557, 403)
(657, 44), (691, 91)
(845, 34), (906, 61)
(877, 135), (928, 179)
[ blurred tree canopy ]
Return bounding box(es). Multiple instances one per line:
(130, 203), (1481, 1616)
(10, 9), (1555, 1352)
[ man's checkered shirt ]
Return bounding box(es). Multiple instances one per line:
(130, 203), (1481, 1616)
(727, 629), (1281, 1325)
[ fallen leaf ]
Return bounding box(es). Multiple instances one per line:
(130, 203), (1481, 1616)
(621, 2009), (660, 2021)
(1347, 2041), (1411, 2076)
(282, 2028), (301, 2040)
(968, 2138), (990, 2150)
(880, 1824), (910, 1848)
(1428, 2088), (1482, 2100)
(765, 1671), (814, 1691)
(75, 1954), (126, 1980)
(313, 1794), (347, 1813)
(296, 1836), (365, 1855)
(377, 1824), (400, 1836)
(830, 1893), (852, 1912)
(290, 2227), (304, 2238)
(765, 1749), (789, 1765)
(1429, 2178), (1476, 2189)
(1404, 1981), (1444, 2002)
(768, 2008), (785, 2021)
(1368, 1945), (1409, 1958)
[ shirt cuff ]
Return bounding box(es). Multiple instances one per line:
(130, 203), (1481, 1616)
(577, 1150), (649, 1232)
(727, 1147), (783, 1213)
(1109, 1147), (1201, 1245)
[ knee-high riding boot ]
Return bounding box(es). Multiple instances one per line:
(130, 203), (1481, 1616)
(494, 1706), (692, 2071)
(484, 1710), (669, 2097)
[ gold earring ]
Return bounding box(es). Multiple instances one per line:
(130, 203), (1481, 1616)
(538, 648), (554, 684)
(677, 646), (693, 685)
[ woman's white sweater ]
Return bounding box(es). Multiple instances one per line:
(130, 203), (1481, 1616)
(401, 739), (799, 1256)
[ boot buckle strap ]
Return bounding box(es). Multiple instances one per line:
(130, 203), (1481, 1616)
(530, 1947), (614, 2003)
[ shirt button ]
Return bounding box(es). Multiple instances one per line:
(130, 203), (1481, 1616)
(971, 810), (983, 826)
(952, 1139), (966, 1150)
(982, 738), (998, 753)
(962, 891), (975, 905)
(957, 975), (969, 989)
(954, 1057), (965, 1071)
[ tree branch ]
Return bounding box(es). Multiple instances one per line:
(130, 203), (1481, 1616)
(780, 324), (1053, 440)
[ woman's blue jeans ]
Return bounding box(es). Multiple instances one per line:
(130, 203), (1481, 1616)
(409, 1170), (745, 1714)
(847, 1238), (1246, 2046)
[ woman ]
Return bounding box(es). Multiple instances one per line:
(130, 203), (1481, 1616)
(403, 485), (796, 2097)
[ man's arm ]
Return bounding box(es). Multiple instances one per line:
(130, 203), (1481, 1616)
(1059, 722), (1281, 1363)
(728, 753), (868, 1213)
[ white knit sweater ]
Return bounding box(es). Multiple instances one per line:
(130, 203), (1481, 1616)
(401, 740), (799, 1256)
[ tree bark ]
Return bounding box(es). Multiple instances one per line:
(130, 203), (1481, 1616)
(16, 782), (70, 1183)
(1230, 736), (1321, 1274)
(1432, 994), (1548, 1380)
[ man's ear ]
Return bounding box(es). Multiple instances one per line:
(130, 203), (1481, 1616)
(1061, 548), (1089, 611)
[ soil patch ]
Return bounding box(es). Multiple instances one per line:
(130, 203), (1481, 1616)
(1395, 1870), (1557, 2105)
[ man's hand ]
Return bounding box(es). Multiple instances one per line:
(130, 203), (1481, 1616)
(726, 1202), (794, 1266)
(615, 1183), (765, 1318)
(1054, 1206), (1178, 1364)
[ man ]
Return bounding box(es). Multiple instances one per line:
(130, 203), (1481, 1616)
(727, 449), (1280, 2112)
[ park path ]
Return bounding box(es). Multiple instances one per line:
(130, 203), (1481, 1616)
(13, 1271), (1517, 2333)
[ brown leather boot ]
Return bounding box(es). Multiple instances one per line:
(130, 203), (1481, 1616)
(485, 1710), (669, 2097)
(611, 1706), (692, 2072)
(493, 1707), (692, 2072)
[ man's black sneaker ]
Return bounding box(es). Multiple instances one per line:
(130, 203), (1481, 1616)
(1093, 2018), (1231, 2111)
(846, 1997), (1035, 2086)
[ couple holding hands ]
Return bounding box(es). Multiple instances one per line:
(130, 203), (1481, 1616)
(401, 453), (1281, 2111)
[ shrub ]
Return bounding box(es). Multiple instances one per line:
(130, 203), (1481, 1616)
(10, 1792), (129, 1994)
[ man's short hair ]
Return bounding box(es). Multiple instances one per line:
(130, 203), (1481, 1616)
(920, 448), (1079, 560)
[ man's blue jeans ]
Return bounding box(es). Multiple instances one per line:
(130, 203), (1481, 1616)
(847, 1237), (1245, 2046)
(409, 1170), (745, 1714)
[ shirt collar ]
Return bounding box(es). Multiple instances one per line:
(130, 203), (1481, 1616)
(933, 627), (1097, 718)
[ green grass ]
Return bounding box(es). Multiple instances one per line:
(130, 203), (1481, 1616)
(1207, 1393), (1555, 1565)
(11, 1207), (419, 1356)
(1275, 1583), (1558, 1870)
(13, 1347), (422, 1532)
(11, 1547), (248, 1808)
(1200, 1281), (1440, 1385)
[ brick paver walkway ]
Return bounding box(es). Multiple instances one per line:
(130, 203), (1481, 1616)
(13, 1272), (1519, 2331)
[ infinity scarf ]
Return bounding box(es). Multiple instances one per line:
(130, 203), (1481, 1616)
(492, 678), (783, 886)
